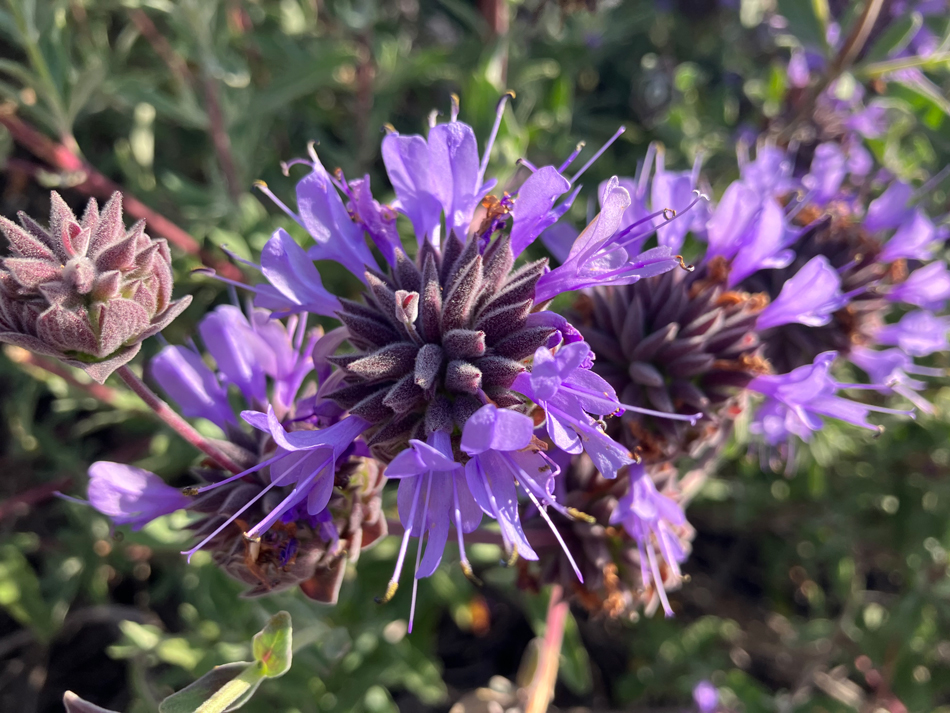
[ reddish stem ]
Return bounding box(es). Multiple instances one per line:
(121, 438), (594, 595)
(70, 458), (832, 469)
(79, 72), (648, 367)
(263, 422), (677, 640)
(0, 477), (72, 521)
(525, 585), (569, 713)
(115, 365), (244, 474)
(5, 346), (120, 406)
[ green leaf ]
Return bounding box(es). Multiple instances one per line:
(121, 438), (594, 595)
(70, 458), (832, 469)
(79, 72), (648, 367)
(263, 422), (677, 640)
(558, 611), (593, 695)
(863, 13), (923, 64)
(252, 611), (293, 678)
(159, 662), (262, 713)
(777, 0), (828, 53)
(0, 544), (55, 642)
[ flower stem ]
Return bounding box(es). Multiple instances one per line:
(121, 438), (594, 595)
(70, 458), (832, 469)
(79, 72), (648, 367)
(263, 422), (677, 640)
(115, 365), (244, 474)
(524, 584), (569, 713)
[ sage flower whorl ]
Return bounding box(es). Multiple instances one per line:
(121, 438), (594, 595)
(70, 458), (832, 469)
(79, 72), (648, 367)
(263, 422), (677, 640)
(0, 192), (190, 382)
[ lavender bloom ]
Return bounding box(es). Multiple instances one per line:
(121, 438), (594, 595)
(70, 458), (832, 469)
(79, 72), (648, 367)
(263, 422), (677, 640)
(511, 342), (635, 479)
(87, 461), (190, 530)
(609, 466), (688, 617)
(181, 407), (370, 560)
(849, 346), (943, 414)
(461, 404), (583, 579)
(199, 305), (268, 405)
(756, 256), (848, 330)
(879, 209), (939, 262)
(151, 345), (235, 430)
(253, 229), (342, 316)
(534, 178), (682, 303)
(380, 431), (481, 628)
(509, 166), (572, 257)
(875, 310), (950, 357)
(887, 261), (950, 311)
(864, 181), (914, 233)
(748, 352), (912, 444)
(199, 305), (318, 416)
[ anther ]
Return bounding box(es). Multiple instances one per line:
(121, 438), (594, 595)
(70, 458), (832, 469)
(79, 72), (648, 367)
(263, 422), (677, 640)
(500, 545), (519, 568)
(662, 208), (676, 221)
(382, 123), (397, 135)
(674, 255), (695, 272)
(375, 579), (399, 604)
(182, 486), (200, 497)
(567, 508), (596, 524)
(461, 561), (483, 586)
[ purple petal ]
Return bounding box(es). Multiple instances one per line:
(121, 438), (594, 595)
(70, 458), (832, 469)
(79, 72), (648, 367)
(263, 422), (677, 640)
(87, 461), (189, 529)
(257, 229), (341, 316)
(757, 256), (847, 330)
(510, 166), (571, 257)
(428, 122), (481, 238)
(864, 181), (913, 232)
(381, 134), (443, 245)
(150, 345), (234, 429)
(460, 404), (534, 455)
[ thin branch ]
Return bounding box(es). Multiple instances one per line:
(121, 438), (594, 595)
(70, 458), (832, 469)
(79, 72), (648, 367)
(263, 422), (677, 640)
(129, 8), (242, 201)
(779, 0), (885, 142)
(115, 365), (244, 474)
(0, 106), (244, 280)
(202, 74), (242, 201)
(0, 477), (72, 520)
(5, 346), (121, 406)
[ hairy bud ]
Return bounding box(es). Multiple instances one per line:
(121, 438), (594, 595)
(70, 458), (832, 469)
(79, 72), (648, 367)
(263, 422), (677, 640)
(0, 192), (190, 381)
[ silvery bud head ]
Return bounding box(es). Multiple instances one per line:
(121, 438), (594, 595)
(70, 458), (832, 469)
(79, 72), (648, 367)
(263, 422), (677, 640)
(0, 192), (191, 382)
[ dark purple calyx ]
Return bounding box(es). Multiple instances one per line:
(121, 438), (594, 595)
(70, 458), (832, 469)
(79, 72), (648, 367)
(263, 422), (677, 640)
(576, 265), (769, 465)
(328, 233), (555, 461)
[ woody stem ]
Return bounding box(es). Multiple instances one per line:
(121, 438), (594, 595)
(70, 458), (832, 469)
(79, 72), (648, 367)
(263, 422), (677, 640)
(115, 365), (244, 474)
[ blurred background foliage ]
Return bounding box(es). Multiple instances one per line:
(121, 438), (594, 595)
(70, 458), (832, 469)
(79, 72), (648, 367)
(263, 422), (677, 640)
(0, 0), (949, 711)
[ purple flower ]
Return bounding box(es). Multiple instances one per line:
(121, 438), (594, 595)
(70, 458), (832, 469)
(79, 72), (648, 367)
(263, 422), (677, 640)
(693, 680), (719, 713)
(875, 310), (950, 357)
(651, 150), (701, 252)
(533, 178), (682, 303)
(293, 155), (377, 277)
(382, 98), (511, 247)
(888, 261), (950, 311)
(342, 174), (401, 265)
(864, 181), (913, 232)
(253, 229), (342, 316)
(804, 143), (847, 203)
(738, 144), (793, 198)
(609, 466), (688, 617)
(381, 431), (482, 630)
(511, 342), (634, 479)
(726, 197), (793, 286)
(181, 407), (370, 560)
(879, 209), (939, 262)
(150, 344), (235, 430)
(509, 166), (573, 257)
(87, 461), (189, 530)
(849, 345), (943, 414)
(705, 181), (761, 260)
(198, 305), (268, 406)
(460, 404), (583, 579)
(756, 256), (848, 330)
(748, 351), (912, 444)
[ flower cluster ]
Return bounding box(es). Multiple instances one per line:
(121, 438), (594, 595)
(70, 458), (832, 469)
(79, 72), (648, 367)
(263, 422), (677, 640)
(528, 137), (946, 616)
(88, 306), (386, 603)
(57, 95), (944, 625)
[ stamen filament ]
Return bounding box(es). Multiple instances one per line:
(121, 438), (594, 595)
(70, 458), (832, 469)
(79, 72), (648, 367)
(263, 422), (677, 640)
(571, 126), (626, 185)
